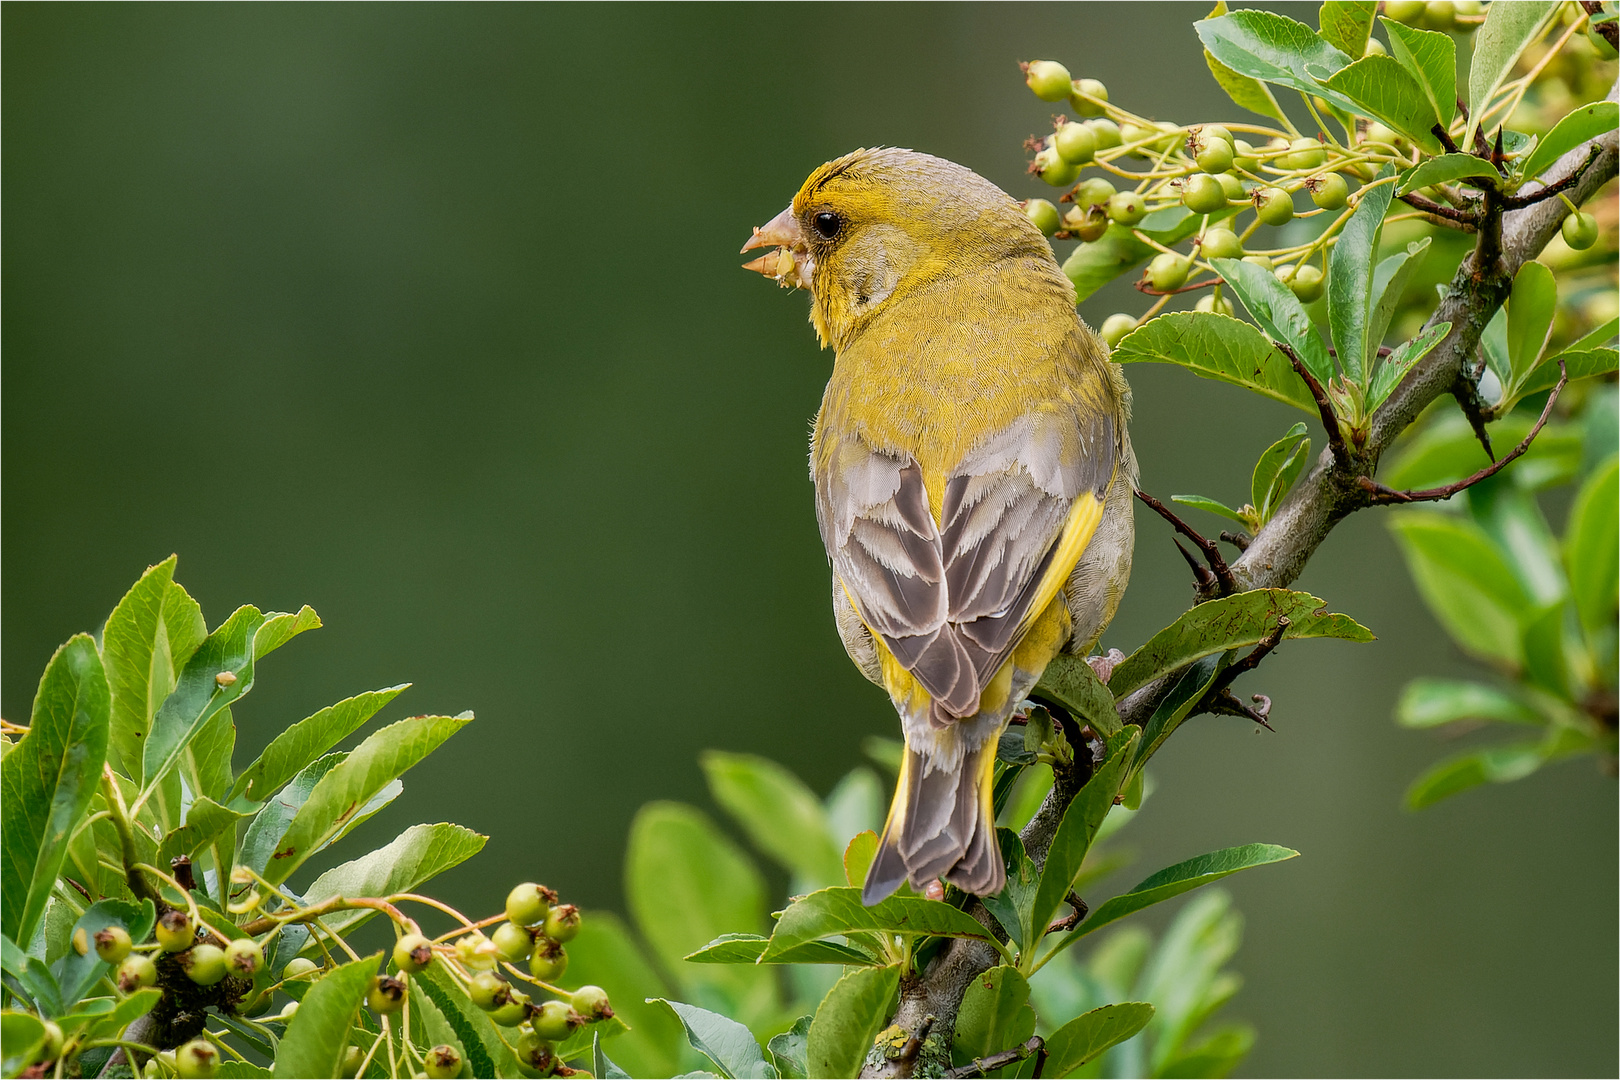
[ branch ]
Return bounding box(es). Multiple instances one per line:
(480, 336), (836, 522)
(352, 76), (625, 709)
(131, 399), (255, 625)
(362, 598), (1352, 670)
(1396, 192), (1480, 229)
(1502, 144), (1603, 208)
(1194, 616), (1287, 730)
(943, 1037), (1046, 1079)
(1133, 275), (1221, 296)
(1134, 489), (1238, 596)
(1275, 343), (1352, 472)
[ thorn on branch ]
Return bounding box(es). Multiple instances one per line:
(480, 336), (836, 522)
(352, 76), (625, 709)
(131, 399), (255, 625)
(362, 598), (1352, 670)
(1452, 356), (1496, 460)
(1359, 358), (1567, 505)
(1502, 145), (1605, 209)
(1275, 341), (1353, 473)
(897, 1014), (936, 1070)
(1135, 489), (1238, 596)
(1044, 892), (1089, 934)
(944, 1037), (1046, 1080)
(1430, 122), (1463, 158)
(171, 856), (198, 894)
(1195, 616), (1288, 727)
(1397, 192), (1481, 230)
(1173, 537), (1216, 589)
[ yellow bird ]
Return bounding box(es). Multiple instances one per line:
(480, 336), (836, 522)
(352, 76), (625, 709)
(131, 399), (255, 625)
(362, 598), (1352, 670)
(742, 148), (1136, 903)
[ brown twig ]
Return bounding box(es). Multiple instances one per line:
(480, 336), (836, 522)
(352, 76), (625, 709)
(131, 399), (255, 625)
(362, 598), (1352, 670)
(1204, 687), (1276, 730)
(1044, 892), (1089, 934)
(897, 1014), (936, 1070)
(944, 1037), (1046, 1079)
(1503, 145), (1604, 207)
(1275, 342), (1353, 472)
(1360, 358), (1568, 504)
(1219, 530), (1252, 551)
(1397, 192), (1481, 228)
(1135, 489), (1238, 596)
(1429, 122), (1465, 158)
(1133, 275), (1220, 296)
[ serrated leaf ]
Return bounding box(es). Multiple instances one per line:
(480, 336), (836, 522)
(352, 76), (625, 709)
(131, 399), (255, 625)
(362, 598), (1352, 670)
(1071, 844), (1299, 941)
(562, 911), (685, 1079)
(1368, 321), (1451, 412)
(1034, 654), (1122, 737)
(1111, 311), (1316, 413)
(232, 685), (408, 803)
(1196, 11), (1355, 110)
(273, 954), (377, 1079)
(953, 965), (1035, 1066)
(1317, 2), (1376, 60)
(595, 1031), (633, 1080)
(239, 753), (344, 877)
(301, 823), (486, 937)
(1565, 455), (1619, 640)
(980, 830), (1041, 955)
(1397, 154), (1498, 196)
(1318, 56), (1443, 151)
(684, 933), (879, 966)
(1520, 101), (1619, 182)
(1209, 258), (1334, 386)
(1395, 678), (1541, 729)
(1, 636), (110, 946)
(412, 959), (524, 1079)
(1169, 495), (1249, 526)
(701, 752), (843, 887)
(1328, 168), (1395, 387)
(806, 966), (900, 1080)
(158, 797), (245, 866)
(1388, 512), (1531, 664)
(1202, 1), (1292, 126)
(1064, 208), (1238, 302)
(767, 1017), (812, 1080)
(101, 557), (202, 780)
(1383, 19), (1457, 129)
(1029, 732), (1136, 945)
(843, 830), (879, 889)
(1251, 423), (1311, 524)
(1508, 347), (1618, 409)
(1043, 1002), (1157, 1076)
(653, 998), (777, 1080)
(1466, 0), (1560, 149)
(761, 887), (995, 962)
(1368, 234), (1433, 350)
(252, 606), (321, 661)
(1108, 589), (1374, 699)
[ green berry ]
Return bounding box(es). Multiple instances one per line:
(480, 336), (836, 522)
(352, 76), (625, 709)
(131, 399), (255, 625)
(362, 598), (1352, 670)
(1119, 122), (1156, 153)
(1199, 124), (1234, 148)
(1195, 293), (1236, 317)
(277, 1001), (299, 1022)
(1284, 137), (1325, 170)
(1108, 190), (1148, 225)
(1241, 254), (1275, 271)
(174, 1039), (218, 1079)
(282, 956), (319, 981)
(1023, 198), (1061, 236)
(543, 905), (581, 943)
(1199, 227), (1243, 261)
(1034, 146), (1080, 188)
(1309, 173), (1349, 210)
(118, 953), (158, 992)
(1054, 121), (1096, 165)
(1254, 187), (1295, 226)
(1452, 0), (1480, 13)
(367, 974), (406, 1015)
(40, 1021), (63, 1062)
(1362, 122), (1403, 151)
(469, 972), (509, 1011)
(425, 1045), (463, 1080)
(156, 909), (194, 953)
(1025, 60), (1072, 102)
(1066, 205), (1110, 242)
(1216, 172), (1246, 201)
(492, 921), (534, 964)
(490, 993), (530, 1027)
(183, 943), (228, 986)
(516, 1029), (556, 1073)
(1086, 119), (1122, 150)
(1562, 210), (1599, 250)
(225, 938), (263, 977)
(506, 883), (555, 927)
(1231, 139), (1259, 172)
(393, 932), (434, 973)
(1181, 173), (1227, 214)
(529, 939), (569, 982)
(1385, 0), (1425, 23)
(1279, 264), (1325, 302)
(95, 926), (133, 964)
(1196, 138), (1234, 174)
(531, 999), (576, 1042)
(340, 1046), (364, 1079)
(1146, 252), (1191, 291)
(1071, 77), (1109, 116)
(1365, 37), (1388, 57)
(1421, 0), (1455, 30)
(1098, 313), (1136, 348)
(1073, 177), (1116, 208)
(456, 932), (497, 971)
(570, 985), (613, 1022)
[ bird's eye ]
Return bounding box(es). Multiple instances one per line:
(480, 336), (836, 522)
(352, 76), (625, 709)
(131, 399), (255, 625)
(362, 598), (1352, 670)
(813, 211), (841, 239)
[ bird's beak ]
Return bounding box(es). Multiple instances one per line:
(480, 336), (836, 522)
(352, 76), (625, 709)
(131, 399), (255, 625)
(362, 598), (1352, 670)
(740, 206), (814, 291)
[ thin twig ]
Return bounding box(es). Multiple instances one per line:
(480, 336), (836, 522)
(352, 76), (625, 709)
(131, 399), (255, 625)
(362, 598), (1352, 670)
(944, 1037), (1046, 1079)
(1503, 145), (1604, 207)
(1172, 538), (1217, 590)
(1135, 490), (1238, 596)
(1275, 342), (1352, 472)
(1202, 617), (1288, 704)
(1429, 122), (1465, 158)
(1360, 358), (1568, 504)
(1044, 893), (1089, 934)
(1396, 192), (1480, 227)
(897, 1015), (937, 1070)
(1133, 275), (1220, 296)
(1204, 688), (1276, 730)
(1219, 530), (1252, 551)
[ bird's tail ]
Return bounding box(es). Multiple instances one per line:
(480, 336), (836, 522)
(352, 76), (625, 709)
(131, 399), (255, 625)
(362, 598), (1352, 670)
(862, 734), (1004, 904)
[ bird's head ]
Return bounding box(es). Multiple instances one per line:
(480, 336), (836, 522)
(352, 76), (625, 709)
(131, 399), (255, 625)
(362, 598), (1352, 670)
(741, 148), (1051, 349)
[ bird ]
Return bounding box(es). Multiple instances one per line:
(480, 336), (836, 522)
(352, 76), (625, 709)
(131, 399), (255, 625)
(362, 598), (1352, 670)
(741, 148), (1136, 904)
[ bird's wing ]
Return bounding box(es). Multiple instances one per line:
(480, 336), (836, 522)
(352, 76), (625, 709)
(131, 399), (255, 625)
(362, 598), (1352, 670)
(817, 408), (1117, 723)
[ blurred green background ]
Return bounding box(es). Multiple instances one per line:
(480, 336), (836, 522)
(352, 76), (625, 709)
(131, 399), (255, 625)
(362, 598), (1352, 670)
(4, 3), (1614, 1074)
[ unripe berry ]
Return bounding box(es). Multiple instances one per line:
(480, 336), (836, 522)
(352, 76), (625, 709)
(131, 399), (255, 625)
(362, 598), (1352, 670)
(1025, 60), (1073, 102)
(340, 1046), (364, 1079)
(531, 999), (577, 1042)
(1023, 198), (1061, 236)
(529, 939), (569, 982)
(1242, 254), (1276, 271)
(570, 985), (613, 1022)
(1066, 205), (1110, 242)
(367, 974), (406, 1015)
(390, 932), (433, 973)
(183, 944), (228, 986)
(1279, 264), (1325, 302)
(1199, 227), (1244, 261)
(1146, 252), (1191, 291)
(456, 932), (498, 971)
(1232, 139), (1259, 172)
(277, 1001), (299, 1022)
(1421, 0), (1455, 30)
(1099, 313), (1136, 348)
(515, 1029), (556, 1074)
(118, 954), (158, 992)
(1181, 174), (1228, 214)
(1196, 293), (1236, 317)
(1054, 121), (1097, 165)
(1196, 138), (1234, 174)
(1385, 0), (1425, 23)
(1254, 187), (1295, 226)
(225, 938), (263, 977)
(425, 1045), (463, 1080)
(174, 1039), (218, 1079)
(1119, 122), (1157, 154)
(1199, 124), (1234, 149)
(1284, 137), (1326, 170)
(1562, 211), (1599, 249)
(156, 909), (194, 953)
(147, 1053), (173, 1078)
(492, 922), (534, 965)
(470, 972), (510, 1011)
(1071, 77), (1109, 116)
(282, 956), (319, 981)
(1033, 146), (1080, 188)
(40, 1021), (63, 1062)
(1073, 177), (1117, 209)
(1216, 173), (1246, 201)
(1108, 190), (1148, 225)
(543, 905), (581, 943)
(1362, 122), (1404, 151)
(506, 883), (555, 927)
(1365, 37), (1388, 57)
(1086, 119), (1122, 150)
(1308, 173), (1349, 210)
(490, 993), (530, 1027)
(95, 926), (133, 964)
(1452, 0), (1481, 13)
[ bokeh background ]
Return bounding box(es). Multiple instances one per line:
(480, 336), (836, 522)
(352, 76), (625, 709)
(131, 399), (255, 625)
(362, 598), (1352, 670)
(4, 3), (1614, 1075)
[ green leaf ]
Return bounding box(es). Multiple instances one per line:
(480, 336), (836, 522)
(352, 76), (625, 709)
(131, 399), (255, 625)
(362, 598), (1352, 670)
(273, 954), (377, 1079)
(101, 558), (203, 779)
(1033, 654), (1122, 737)
(1196, 11), (1354, 108)
(1405, 742), (1546, 809)
(562, 911), (685, 1080)
(1397, 154), (1498, 196)
(980, 830), (1041, 956)
(239, 754), (343, 876)
(1208, 258), (1333, 387)
(684, 933), (879, 966)
(1509, 347), (1619, 407)
(1519, 602), (1572, 698)
(1395, 678), (1541, 729)
(139, 605), (265, 801)
(1029, 733), (1136, 945)
(1108, 589), (1374, 699)
(301, 823), (487, 937)
(843, 830), (879, 889)
(952, 965), (1035, 1066)
(1201, 1), (1293, 127)
(1, 635), (110, 946)
(1466, 0), (1559, 149)
(1381, 411), (1579, 491)
(806, 965), (901, 1080)
(1072, 844), (1299, 941)
(1506, 261), (1557, 388)
(1043, 1002), (1157, 1077)
(1317, 1), (1376, 60)
(700, 751), (843, 886)
(412, 958), (523, 1079)
(1133, 656), (1230, 775)
(2, 1011), (47, 1076)
(1368, 238), (1435, 351)
(1519, 101), (1619, 182)
(1367, 320), (1449, 411)
(1565, 455), (1619, 640)
(1318, 56), (1443, 152)
(767, 1017), (812, 1080)
(1251, 423), (1311, 525)
(1327, 169), (1395, 386)
(1382, 19), (1457, 129)
(1388, 512), (1531, 664)
(406, 974), (465, 1073)
(80, 987), (161, 1043)
(218, 1064), (275, 1079)
(262, 715), (468, 885)
(1110, 311), (1316, 414)
(595, 1031), (633, 1080)
(54, 899), (155, 1006)
(252, 606), (321, 662)
(231, 685), (408, 803)
(159, 797), (246, 867)
(1169, 495), (1249, 526)
(652, 998), (777, 1080)
(761, 887), (996, 963)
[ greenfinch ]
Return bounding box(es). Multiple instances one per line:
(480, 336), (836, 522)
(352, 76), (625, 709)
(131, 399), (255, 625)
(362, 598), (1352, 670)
(743, 148), (1135, 903)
